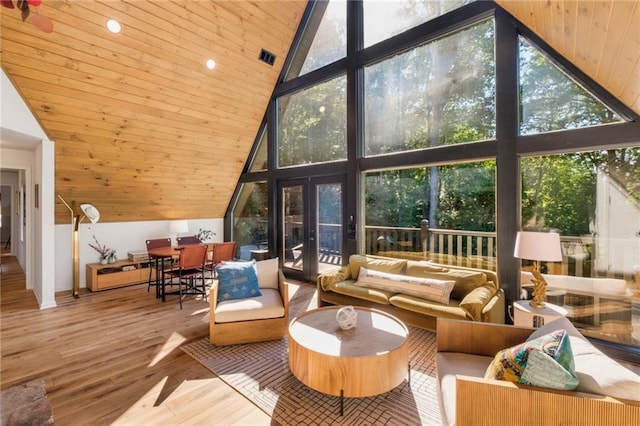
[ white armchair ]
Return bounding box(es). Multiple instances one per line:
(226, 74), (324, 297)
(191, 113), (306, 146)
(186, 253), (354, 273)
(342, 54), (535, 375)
(209, 258), (289, 346)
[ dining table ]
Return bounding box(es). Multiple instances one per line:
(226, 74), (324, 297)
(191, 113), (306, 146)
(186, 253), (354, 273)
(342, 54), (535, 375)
(147, 244), (214, 302)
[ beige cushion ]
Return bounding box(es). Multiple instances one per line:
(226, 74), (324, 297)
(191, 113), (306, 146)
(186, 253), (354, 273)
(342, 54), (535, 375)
(459, 286), (496, 321)
(389, 294), (468, 321)
(436, 352), (493, 426)
(256, 257), (279, 289)
(214, 288), (284, 323)
(328, 279), (393, 305)
(356, 267), (454, 304)
(529, 317), (640, 401)
(348, 254), (407, 280)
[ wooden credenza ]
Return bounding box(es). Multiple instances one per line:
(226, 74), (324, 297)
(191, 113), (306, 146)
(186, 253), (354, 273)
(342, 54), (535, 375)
(86, 260), (155, 291)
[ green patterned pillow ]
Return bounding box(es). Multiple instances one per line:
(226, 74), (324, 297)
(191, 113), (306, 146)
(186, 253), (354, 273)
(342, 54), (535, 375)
(484, 329), (579, 390)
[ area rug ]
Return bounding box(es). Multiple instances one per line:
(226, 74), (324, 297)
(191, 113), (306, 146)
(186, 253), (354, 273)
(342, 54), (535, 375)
(181, 285), (442, 425)
(0, 378), (54, 426)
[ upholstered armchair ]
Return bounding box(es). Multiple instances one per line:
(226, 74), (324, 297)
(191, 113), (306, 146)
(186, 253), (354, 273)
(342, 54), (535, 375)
(209, 258), (289, 346)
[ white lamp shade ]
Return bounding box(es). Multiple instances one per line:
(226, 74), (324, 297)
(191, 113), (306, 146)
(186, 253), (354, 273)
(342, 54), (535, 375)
(514, 231), (563, 262)
(80, 204), (100, 224)
(169, 220), (189, 234)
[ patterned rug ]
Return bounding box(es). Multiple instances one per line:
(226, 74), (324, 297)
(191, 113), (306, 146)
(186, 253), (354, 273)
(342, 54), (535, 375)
(181, 284), (443, 425)
(0, 378), (54, 425)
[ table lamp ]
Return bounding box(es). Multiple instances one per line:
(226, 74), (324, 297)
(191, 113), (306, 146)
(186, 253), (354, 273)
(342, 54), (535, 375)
(514, 231), (563, 308)
(169, 220), (189, 244)
(58, 195), (100, 298)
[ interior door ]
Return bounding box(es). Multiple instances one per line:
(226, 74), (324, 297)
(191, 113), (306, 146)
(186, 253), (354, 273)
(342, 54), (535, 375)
(279, 177), (344, 282)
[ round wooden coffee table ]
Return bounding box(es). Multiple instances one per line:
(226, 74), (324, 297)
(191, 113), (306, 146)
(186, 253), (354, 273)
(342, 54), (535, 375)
(288, 306), (409, 413)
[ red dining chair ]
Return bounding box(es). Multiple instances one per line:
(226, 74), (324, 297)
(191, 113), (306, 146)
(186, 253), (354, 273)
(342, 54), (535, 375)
(165, 244), (208, 309)
(205, 241), (237, 279)
(176, 235), (201, 246)
(145, 237), (172, 295)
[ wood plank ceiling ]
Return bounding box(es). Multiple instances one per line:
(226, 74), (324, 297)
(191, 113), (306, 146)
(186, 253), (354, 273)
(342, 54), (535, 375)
(1, 1), (638, 224)
(1, 0), (306, 223)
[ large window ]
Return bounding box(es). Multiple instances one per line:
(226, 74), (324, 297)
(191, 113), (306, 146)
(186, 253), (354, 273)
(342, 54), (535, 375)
(364, 161), (496, 270)
(285, 0), (346, 80)
(277, 75), (347, 167)
(364, 20), (495, 156)
(363, 0), (474, 47)
(232, 1), (639, 354)
(231, 182), (268, 260)
(521, 148), (640, 346)
(519, 39), (621, 135)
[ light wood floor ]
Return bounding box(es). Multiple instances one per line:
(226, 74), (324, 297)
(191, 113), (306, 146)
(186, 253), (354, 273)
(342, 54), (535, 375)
(0, 256), (288, 425)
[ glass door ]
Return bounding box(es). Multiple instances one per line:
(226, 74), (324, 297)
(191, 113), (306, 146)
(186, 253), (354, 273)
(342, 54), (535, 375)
(279, 177), (344, 282)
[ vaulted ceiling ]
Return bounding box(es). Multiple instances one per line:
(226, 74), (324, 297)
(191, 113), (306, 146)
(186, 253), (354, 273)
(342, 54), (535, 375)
(1, 1), (638, 224)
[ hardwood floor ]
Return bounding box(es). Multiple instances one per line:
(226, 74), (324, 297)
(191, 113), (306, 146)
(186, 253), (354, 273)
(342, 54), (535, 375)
(0, 256), (276, 425)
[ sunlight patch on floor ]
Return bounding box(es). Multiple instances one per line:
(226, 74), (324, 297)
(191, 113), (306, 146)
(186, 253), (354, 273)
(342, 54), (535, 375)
(149, 332), (186, 367)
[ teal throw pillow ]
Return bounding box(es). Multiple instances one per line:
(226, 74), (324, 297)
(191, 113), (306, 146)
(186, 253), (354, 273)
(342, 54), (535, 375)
(216, 260), (261, 302)
(484, 329), (579, 390)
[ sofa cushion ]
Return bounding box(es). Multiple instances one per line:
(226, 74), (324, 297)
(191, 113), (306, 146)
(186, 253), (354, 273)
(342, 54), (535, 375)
(214, 288), (284, 323)
(529, 317), (640, 401)
(328, 279), (394, 305)
(389, 294), (468, 321)
(405, 261), (487, 300)
(356, 267), (455, 304)
(485, 329), (579, 390)
(256, 257), (279, 289)
(459, 286), (497, 321)
(436, 352), (493, 426)
(348, 254), (407, 280)
(216, 260), (262, 302)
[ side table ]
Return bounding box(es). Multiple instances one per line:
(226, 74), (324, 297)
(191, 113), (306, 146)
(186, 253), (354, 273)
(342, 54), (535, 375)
(513, 300), (568, 328)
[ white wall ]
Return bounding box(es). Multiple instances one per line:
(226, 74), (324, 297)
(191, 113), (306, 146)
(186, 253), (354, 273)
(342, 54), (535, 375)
(0, 150), (32, 283)
(54, 218), (224, 292)
(1, 68), (56, 308)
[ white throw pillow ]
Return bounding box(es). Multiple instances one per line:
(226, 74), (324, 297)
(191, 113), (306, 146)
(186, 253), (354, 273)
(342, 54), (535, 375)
(528, 317), (640, 401)
(256, 257), (279, 289)
(355, 267), (454, 304)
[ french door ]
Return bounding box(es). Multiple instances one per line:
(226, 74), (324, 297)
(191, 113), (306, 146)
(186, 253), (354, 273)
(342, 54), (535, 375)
(279, 176), (344, 282)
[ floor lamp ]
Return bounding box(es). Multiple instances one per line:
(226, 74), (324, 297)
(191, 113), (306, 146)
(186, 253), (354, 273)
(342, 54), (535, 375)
(58, 195), (100, 298)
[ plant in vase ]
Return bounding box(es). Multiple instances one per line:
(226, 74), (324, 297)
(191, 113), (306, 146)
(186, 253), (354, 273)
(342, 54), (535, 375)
(89, 235), (115, 264)
(196, 228), (215, 243)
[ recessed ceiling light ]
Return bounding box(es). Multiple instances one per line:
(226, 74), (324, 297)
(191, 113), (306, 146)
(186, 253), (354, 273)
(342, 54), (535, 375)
(206, 59), (216, 70)
(106, 19), (121, 34)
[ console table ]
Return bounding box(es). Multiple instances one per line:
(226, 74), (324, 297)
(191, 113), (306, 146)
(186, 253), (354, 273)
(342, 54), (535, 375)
(86, 259), (155, 291)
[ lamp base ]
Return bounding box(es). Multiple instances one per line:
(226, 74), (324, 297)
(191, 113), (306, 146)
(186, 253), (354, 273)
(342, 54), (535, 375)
(529, 300), (546, 309)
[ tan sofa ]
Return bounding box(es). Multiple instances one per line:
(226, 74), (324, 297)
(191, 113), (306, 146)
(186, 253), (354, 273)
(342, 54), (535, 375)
(436, 318), (640, 426)
(317, 254), (504, 330)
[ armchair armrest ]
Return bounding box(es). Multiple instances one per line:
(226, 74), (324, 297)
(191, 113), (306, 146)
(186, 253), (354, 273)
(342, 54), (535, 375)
(317, 265), (351, 291)
(278, 269), (289, 315)
(209, 280), (219, 318)
(437, 318), (533, 357)
(455, 375), (640, 425)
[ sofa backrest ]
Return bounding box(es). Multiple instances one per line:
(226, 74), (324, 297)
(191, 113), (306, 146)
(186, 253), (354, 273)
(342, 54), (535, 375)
(348, 254), (408, 280)
(405, 260), (497, 300)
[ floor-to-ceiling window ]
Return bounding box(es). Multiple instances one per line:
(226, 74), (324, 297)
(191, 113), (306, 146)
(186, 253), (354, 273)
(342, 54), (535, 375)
(228, 0), (640, 352)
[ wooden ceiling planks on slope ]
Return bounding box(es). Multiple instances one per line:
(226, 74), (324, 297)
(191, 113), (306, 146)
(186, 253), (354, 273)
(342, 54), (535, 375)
(1, 0), (305, 223)
(496, 0), (640, 113)
(2, 1), (638, 224)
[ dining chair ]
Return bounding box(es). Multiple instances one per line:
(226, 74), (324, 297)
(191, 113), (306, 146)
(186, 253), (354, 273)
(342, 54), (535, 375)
(176, 235), (201, 246)
(145, 238), (172, 294)
(165, 244), (208, 309)
(206, 241), (237, 279)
